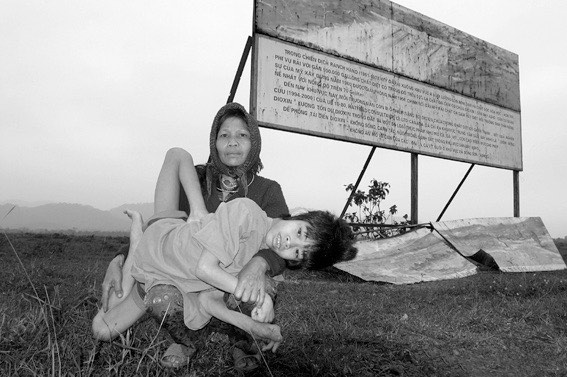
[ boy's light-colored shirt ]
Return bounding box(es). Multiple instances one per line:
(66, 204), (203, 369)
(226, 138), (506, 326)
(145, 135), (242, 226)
(131, 198), (272, 298)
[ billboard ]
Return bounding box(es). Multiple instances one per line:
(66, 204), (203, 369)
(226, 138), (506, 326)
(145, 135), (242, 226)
(252, 0), (522, 170)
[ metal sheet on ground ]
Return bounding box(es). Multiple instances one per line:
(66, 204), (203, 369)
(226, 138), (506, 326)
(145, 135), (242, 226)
(335, 227), (477, 284)
(432, 217), (566, 272)
(335, 217), (565, 285)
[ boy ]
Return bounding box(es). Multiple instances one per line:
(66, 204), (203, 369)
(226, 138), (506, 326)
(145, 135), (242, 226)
(92, 148), (357, 351)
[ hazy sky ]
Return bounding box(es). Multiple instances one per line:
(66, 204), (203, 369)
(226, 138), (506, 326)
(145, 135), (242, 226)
(1, 1), (566, 238)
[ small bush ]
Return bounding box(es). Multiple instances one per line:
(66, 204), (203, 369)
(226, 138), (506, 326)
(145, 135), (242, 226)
(344, 179), (409, 239)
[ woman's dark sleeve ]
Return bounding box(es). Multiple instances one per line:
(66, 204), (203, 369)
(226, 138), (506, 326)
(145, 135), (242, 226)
(261, 181), (290, 219)
(255, 180), (289, 276)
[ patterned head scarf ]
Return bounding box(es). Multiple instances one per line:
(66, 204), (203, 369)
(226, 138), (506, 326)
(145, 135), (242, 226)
(205, 102), (263, 197)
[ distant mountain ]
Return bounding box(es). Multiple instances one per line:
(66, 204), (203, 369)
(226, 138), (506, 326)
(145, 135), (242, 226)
(0, 199), (53, 207)
(0, 202), (154, 232)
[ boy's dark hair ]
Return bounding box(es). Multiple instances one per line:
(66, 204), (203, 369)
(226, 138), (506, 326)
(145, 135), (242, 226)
(286, 211), (358, 269)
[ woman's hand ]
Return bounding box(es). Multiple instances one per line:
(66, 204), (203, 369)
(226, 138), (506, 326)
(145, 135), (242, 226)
(251, 295), (274, 323)
(234, 256), (270, 306)
(101, 254), (125, 312)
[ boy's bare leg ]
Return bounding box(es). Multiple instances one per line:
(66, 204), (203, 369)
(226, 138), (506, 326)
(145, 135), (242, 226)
(153, 148), (208, 219)
(120, 209), (143, 297)
(198, 290), (282, 353)
(124, 209), (143, 249)
(104, 209), (143, 311)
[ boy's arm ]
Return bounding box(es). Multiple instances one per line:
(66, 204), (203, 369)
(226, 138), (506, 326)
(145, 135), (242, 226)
(198, 290), (282, 352)
(196, 250), (275, 322)
(199, 290), (251, 330)
(195, 249), (238, 294)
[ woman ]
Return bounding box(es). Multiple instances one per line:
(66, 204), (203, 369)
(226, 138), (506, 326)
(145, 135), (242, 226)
(100, 102), (289, 370)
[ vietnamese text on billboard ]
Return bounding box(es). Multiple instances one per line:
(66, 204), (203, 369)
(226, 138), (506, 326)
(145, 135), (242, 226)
(253, 35), (522, 170)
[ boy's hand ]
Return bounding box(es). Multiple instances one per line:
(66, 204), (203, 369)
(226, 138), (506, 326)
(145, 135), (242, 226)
(251, 295), (274, 323)
(261, 337), (282, 353)
(101, 254), (124, 312)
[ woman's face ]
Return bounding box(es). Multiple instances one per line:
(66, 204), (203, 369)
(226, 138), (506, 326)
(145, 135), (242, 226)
(216, 116), (251, 168)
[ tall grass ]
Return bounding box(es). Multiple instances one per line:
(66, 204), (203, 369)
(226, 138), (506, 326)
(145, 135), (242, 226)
(1, 232), (566, 376)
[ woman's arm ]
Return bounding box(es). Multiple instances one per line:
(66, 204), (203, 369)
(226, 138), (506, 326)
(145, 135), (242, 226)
(101, 253), (125, 312)
(234, 256), (279, 306)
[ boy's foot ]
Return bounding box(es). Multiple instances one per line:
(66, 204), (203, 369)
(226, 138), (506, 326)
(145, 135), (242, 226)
(124, 209), (143, 223)
(124, 209), (143, 245)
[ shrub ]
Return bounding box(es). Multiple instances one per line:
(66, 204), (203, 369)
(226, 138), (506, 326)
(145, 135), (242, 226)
(344, 179), (409, 239)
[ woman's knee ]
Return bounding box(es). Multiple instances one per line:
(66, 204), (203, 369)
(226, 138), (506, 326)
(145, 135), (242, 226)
(92, 314), (113, 342)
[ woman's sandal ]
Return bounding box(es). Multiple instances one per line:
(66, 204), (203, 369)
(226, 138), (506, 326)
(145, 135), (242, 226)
(160, 343), (196, 369)
(232, 341), (261, 372)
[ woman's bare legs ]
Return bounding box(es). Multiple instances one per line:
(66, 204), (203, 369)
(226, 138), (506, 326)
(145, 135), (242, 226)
(92, 291), (146, 341)
(153, 148), (208, 219)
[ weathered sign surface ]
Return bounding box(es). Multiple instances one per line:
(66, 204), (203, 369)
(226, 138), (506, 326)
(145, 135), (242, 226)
(334, 227), (477, 285)
(432, 217), (565, 273)
(255, 0), (519, 111)
(335, 217), (565, 284)
(253, 0), (522, 170)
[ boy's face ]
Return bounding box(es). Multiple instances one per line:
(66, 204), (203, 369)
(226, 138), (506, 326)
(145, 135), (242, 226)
(265, 219), (312, 261)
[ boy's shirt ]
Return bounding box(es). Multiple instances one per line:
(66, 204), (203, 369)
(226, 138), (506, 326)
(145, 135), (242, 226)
(194, 198), (272, 274)
(131, 198), (273, 295)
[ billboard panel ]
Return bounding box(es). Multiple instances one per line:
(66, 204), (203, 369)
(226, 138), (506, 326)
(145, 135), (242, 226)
(255, 0), (520, 112)
(253, 35), (522, 170)
(253, 0), (522, 170)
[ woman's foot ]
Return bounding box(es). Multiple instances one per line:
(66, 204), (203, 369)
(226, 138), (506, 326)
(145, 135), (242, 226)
(160, 343), (196, 369)
(232, 340), (261, 372)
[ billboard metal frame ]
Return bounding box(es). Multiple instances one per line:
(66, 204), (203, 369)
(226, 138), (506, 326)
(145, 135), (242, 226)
(235, 0), (523, 223)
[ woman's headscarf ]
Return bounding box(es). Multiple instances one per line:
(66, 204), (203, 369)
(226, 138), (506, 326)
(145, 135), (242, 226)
(205, 102), (263, 197)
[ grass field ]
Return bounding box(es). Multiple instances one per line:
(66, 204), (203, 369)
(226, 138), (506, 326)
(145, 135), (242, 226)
(1, 232), (566, 376)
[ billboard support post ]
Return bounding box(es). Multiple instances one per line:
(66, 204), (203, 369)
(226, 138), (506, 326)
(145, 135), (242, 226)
(513, 171), (520, 217)
(436, 164), (475, 222)
(340, 147), (376, 219)
(226, 36), (253, 104)
(411, 153), (418, 225)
